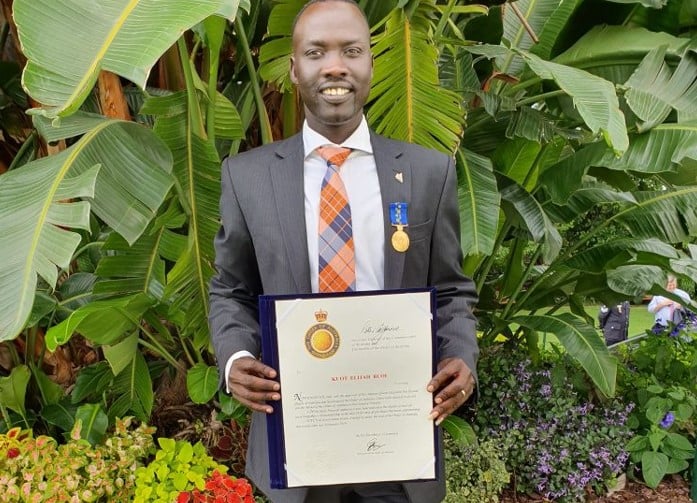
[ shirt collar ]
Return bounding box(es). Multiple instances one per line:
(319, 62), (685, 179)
(302, 116), (373, 159)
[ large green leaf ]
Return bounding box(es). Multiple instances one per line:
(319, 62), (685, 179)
(94, 231), (168, 299)
(553, 25), (690, 76)
(499, 176), (562, 262)
(623, 46), (697, 131)
(542, 123), (697, 203)
(564, 238), (678, 273)
(501, 0), (562, 75)
(368, 3), (464, 153)
(0, 164), (95, 342)
(512, 313), (617, 397)
(258, 0), (306, 93)
(0, 366), (30, 417)
(74, 403), (109, 446)
(613, 187), (697, 243)
(144, 93), (219, 345)
(0, 120), (172, 342)
(641, 451), (669, 489)
(14, 0), (242, 118)
(522, 52), (629, 154)
(187, 364), (219, 404)
(103, 332), (139, 376)
(468, 44), (629, 153)
(45, 293), (156, 350)
(457, 149), (500, 258)
(109, 351), (153, 422)
(529, 0), (583, 60)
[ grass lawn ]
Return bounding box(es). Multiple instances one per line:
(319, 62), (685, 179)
(534, 302), (656, 349)
(549, 302), (655, 337)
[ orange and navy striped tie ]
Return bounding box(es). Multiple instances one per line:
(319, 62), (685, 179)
(316, 146), (355, 293)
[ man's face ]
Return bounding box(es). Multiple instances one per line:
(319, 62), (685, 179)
(290, 1), (373, 143)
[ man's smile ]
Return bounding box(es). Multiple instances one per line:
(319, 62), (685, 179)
(321, 87), (351, 96)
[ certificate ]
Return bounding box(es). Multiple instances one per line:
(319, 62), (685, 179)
(260, 289), (438, 489)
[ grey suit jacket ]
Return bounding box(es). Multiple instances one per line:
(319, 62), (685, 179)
(209, 131), (478, 503)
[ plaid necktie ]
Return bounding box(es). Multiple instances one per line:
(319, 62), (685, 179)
(316, 146), (355, 293)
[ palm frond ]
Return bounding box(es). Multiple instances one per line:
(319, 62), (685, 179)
(368, 3), (464, 154)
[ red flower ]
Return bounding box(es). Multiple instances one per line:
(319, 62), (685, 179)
(176, 492), (191, 503)
(7, 448), (20, 459)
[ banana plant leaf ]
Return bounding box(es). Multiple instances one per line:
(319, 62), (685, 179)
(368, 4), (464, 154)
(613, 187), (697, 243)
(522, 52), (629, 154)
(94, 232), (168, 300)
(501, 0), (562, 75)
(258, 0), (306, 93)
(14, 0), (243, 118)
(552, 25), (690, 84)
(108, 351), (153, 422)
(144, 93), (220, 346)
(623, 46), (697, 131)
(529, 0), (584, 60)
(499, 176), (562, 262)
(563, 238), (679, 273)
(542, 122), (697, 203)
(512, 313), (617, 397)
(468, 44), (629, 154)
(0, 121), (172, 343)
(456, 149), (500, 258)
(45, 293), (156, 350)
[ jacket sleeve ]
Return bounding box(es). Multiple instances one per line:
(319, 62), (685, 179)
(428, 156), (479, 382)
(208, 157), (264, 380)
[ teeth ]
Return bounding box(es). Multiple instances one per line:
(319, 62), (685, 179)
(322, 88), (349, 96)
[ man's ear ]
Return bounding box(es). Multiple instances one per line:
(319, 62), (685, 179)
(290, 56), (298, 84)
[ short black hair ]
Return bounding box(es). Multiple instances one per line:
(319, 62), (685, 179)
(291, 0), (369, 38)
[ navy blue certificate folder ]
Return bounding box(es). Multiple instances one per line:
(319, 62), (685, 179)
(259, 288), (439, 489)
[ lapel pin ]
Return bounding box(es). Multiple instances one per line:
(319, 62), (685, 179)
(395, 172), (403, 183)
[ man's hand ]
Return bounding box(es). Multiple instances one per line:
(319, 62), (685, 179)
(427, 357), (475, 426)
(229, 357), (280, 414)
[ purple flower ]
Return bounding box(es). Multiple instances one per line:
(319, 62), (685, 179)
(659, 412), (675, 429)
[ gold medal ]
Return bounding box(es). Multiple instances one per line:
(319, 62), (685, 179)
(391, 225), (410, 252)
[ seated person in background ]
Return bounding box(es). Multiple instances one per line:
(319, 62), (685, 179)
(647, 274), (691, 328)
(598, 301), (630, 345)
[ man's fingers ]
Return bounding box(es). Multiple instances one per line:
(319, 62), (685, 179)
(233, 356), (278, 380)
(229, 357), (280, 414)
(427, 357), (475, 425)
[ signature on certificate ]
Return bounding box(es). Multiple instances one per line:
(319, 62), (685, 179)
(361, 320), (400, 345)
(366, 438), (386, 452)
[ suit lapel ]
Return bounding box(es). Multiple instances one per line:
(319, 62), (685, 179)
(269, 134), (312, 293)
(371, 132), (411, 290)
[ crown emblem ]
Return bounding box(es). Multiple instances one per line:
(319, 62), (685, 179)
(314, 309), (328, 322)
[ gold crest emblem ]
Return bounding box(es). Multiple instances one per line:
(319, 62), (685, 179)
(305, 309), (340, 359)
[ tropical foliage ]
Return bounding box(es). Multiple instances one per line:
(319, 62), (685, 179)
(1, 0), (697, 495)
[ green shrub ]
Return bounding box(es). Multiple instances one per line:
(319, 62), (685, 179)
(444, 436), (509, 503)
(134, 437), (229, 503)
(617, 324), (697, 488)
(0, 417), (155, 502)
(468, 348), (633, 502)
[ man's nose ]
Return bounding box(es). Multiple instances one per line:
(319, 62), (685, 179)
(321, 52), (348, 77)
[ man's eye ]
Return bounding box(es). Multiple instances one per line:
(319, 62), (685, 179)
(345, 48), (362, 56)
(306, 49), (322, 57)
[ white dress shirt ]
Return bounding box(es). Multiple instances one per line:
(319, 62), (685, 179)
(225, 117), (384, 389)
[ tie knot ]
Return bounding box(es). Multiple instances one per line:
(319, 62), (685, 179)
(316, 146), (352, 168)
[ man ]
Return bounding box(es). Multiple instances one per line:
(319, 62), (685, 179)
(598, 301), (629, 345)
(208, 1), (478, 501)
(648, 274), (691, 329)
